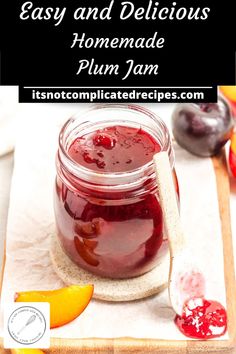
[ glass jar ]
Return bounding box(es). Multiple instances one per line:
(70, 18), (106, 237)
(54, 104), (179, 279)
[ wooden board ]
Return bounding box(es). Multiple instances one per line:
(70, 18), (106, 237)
(0, 151), (236, 353)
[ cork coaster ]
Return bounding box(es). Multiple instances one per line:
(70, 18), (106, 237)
(50, 235), (169, 302)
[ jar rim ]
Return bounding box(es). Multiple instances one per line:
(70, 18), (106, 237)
(58, 103), (174, 186)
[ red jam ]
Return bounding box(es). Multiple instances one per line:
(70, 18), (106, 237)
(175, 298), (227, 339)
(55, 124), (178, 278)
(68, 126), (161, 172)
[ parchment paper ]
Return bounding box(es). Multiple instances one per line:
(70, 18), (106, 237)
(0, 87), (18, 156)
(0, 104), (228, 340)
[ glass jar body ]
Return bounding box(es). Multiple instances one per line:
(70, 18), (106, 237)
(54, 104), (179, 279)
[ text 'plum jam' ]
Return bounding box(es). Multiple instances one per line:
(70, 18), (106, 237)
(54, 105), (178, 279)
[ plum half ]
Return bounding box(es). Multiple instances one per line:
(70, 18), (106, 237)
(172, 98), (234, 157)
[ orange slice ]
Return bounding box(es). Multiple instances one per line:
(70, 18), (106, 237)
(15, 285), (94, 328)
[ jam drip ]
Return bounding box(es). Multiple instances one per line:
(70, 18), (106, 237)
(175, 298), (227, 339)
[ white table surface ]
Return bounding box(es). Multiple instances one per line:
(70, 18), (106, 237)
(0, 87), (236, 281)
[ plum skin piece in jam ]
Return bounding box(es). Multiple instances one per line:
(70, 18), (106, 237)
(54, 124), (179, 279)
(175, 298), (227, 339)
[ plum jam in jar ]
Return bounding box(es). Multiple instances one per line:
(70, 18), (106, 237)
(54, 104), (178, 279)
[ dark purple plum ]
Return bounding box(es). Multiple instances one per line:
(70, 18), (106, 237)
(171, 98), (234, 157)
